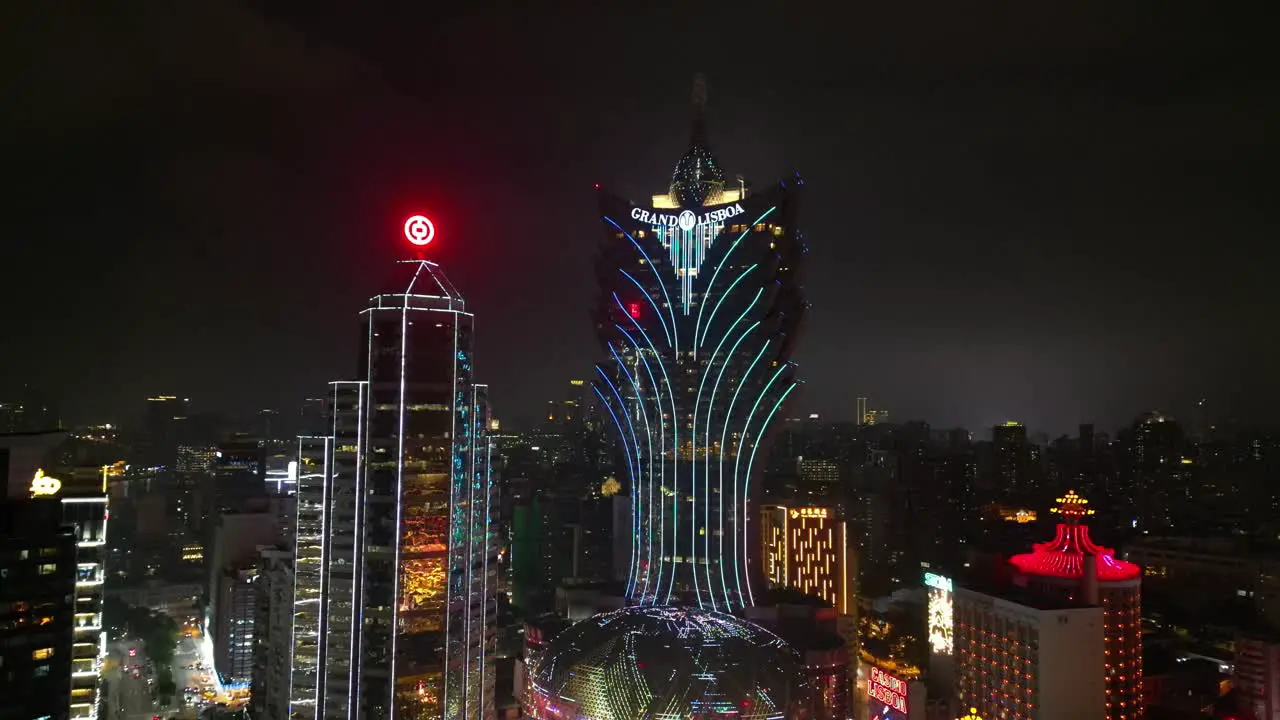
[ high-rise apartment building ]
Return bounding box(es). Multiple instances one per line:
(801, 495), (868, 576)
(289, 243), (496, 720)
(993, 421), (1032, 501)
(0, 498), (78, 720)
(954, 584), (1105, 719)
(1234, 633), (1280, 720)
(214, 562), (258, 687)
(251, 547), (294, 720)
(593, 75), (805, 610)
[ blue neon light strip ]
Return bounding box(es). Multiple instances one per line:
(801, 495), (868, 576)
(607, 342), (656, 600)
(718, 338), (772, 607)
(595, 365), (641, 586)
(694, 207), (776, 349)
(740, 381), (799, 606)
(615, 323), (667, 601)
(704, 319), (763, 606)
(620, 269), (673, 348)
(729, 360), (790, 603)
(698, 265), (757, 348)
(592, 384), (639, 595)
(605, 216), (679, 353)
(690, 289), (762, 609)
(613, 292), (679, 604)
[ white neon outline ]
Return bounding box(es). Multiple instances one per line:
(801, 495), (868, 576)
(692, 289), (762, 610)
(740, 381), (799, 606)
(718, 338), (773, 606)
(605, 343), (655, 600)
(702, 318), (763, 606)
(613, 293), (679, 604)
(613, 326), (665, 602)
(694, 207), (777, 348)
(729, 362), (790, 603)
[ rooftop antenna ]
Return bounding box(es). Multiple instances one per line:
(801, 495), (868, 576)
(691, 73), (708, 145)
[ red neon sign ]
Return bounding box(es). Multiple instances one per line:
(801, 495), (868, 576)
(628, 302), (642, 319)
(404, 215), (435, 247)
(868, 666), (908, 714)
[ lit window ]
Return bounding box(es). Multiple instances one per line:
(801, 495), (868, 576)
(38, 564), (57, 575)
(33, 647), (54, 660)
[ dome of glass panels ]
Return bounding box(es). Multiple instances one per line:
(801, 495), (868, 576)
(527, 606), (812, 720)
(670, 133), (726, 207)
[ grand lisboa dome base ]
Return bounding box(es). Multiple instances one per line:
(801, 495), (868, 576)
(527, 605), (813, 720)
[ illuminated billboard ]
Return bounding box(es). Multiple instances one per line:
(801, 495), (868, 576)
(925, 572), (954, 656)
(867, 666), (908, 718)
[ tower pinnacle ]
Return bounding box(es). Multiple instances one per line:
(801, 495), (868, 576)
(670, 73), (724, 207)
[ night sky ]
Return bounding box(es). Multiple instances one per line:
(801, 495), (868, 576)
(2, 2), (1276, 435)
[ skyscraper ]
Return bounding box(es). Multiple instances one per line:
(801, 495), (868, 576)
(592, 75), (805, 610)
(290, 223), (496, 720)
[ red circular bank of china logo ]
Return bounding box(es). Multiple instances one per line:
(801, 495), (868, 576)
(404, 215), (435, 246)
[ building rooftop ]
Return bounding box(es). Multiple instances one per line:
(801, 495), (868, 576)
(1008, 490), (1141, 582)
(958, 580), (1098, 613)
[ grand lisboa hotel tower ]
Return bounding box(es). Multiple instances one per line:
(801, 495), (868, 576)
(527, 76), (813, 719)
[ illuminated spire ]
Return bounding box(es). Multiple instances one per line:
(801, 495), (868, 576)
(670, 73), (725, 207)
(1050, 489), (1095, 525)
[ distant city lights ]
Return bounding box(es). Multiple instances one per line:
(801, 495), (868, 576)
(30, 469), (61, 496)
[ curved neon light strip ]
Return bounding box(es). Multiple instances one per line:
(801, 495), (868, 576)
(620, 269), (673, 348)
(719, 339), (772, 607)
(615, 323), (667, 603)
(605, 216), (679, 353)
(730, 360), (791, 603)
(703, 319), (763, 606)
(607, 342), (657, 600)
(614, 292), (680, 603)
(595, 365), (641, 520)
(698, 265), (758, 348)
(740, 381), (798, 606)
(591, 384), (639, 594)
(690, 290), (762, 609)
(694, 207), (776, 349)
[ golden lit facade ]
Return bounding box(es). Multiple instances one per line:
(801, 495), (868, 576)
(761, 505), (852, 614)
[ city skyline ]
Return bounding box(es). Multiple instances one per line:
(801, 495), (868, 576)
(2, 4), (1275, 436)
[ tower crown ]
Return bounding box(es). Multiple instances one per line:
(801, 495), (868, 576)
(669, 73), (726, 207)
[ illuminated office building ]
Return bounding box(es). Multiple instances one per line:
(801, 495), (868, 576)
(290, 234), (496, 720)
(1009, 491), (1143, 720)
(760, 505), (853, 616)
(593, 74), (806, 610)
